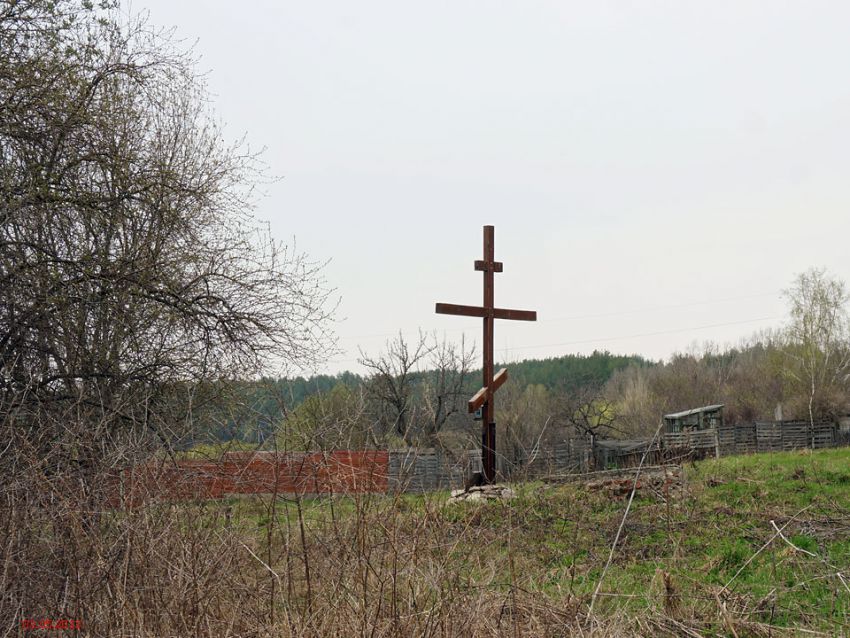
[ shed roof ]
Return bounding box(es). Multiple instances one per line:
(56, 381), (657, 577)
(663, 404), (724, 420)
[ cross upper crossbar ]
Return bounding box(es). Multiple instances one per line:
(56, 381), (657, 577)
(474, 260), (503, 272)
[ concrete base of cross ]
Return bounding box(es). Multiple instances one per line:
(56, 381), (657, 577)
(448, 484), (515, 503)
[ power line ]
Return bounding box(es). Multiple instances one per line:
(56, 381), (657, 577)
(325, 314), (780, 366)
(336, 290), (781, 341)
(493, 316), (780, 352)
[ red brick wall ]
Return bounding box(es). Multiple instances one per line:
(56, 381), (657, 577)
(110, 451), (389, 507)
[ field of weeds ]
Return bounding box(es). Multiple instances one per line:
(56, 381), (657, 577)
(6, 448), (850, 636)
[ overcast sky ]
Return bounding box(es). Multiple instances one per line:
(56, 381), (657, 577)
(138, 1), (850, 376)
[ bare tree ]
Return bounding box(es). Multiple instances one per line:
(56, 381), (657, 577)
(1, 3), (336, 628)
(420, 335), (474, 438)
(358, 331), (433, 444)
(603, 365), (659, 437)
(358, 332), (474, 445)
(0, 0), (335, 472)
(556, 381), (620, 440)
(783, 268), (850, 435)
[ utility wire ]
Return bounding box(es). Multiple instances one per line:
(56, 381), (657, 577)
(325, 314), (780, 366)
(337, 290), (781, 341)
(494, 315), (779, 352)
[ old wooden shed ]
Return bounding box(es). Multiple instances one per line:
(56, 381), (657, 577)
(663, 404), (724, 433)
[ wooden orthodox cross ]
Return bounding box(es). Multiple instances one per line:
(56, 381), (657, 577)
(435, 225), (536, 483)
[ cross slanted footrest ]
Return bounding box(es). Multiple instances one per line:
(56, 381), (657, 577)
(468, 368), (508, 413)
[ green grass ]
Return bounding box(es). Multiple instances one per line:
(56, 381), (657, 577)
(195, 447), (850, 634)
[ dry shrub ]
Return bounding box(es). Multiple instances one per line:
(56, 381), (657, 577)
(4, 438), (838, 637)
(1, 447), (634, 637)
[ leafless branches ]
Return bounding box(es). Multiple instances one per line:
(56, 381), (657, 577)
(557, 381), (620, 439)
(1, 1), (335, 467)
(419, 335), (475, 438)
(0, 3), (335, 628)
(782, 268), (850, 432)
(358, 331), (474, 445)
(358, 331), (432, 443)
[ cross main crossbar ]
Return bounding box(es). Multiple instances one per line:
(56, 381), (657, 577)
(435, 303), (536, 322)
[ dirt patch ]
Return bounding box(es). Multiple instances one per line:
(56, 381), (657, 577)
(585, 467), (683, 501)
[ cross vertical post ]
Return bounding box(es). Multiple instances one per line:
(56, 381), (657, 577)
(482, 227), (496, 481)
(435, 225), (536, 483)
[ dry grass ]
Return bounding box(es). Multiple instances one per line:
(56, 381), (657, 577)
(4, 448), (850, 636)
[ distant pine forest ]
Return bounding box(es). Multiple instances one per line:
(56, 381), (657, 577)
(201, 351), (652, 446)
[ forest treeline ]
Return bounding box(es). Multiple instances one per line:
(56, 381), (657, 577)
(207, 351), (652, 444)
(209, 268), (850, 456)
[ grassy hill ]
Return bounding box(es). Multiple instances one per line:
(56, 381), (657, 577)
(80, 446), (850, 635)
(215, 447), (850, 635)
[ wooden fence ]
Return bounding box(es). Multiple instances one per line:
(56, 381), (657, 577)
(109, 420), (850, 504)
(387, 448), (479, 492)
(109, 451), (390, 507)
(409, 421), (849, 480)
(661, 420), (841, 460)
(501, 438), (592, 479)
(499, 420), (848, 474)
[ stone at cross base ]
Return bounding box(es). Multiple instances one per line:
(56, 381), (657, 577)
(447, 483), (516, 503)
